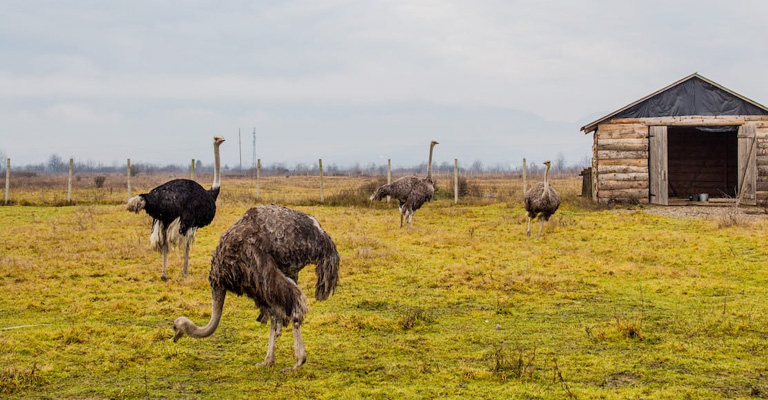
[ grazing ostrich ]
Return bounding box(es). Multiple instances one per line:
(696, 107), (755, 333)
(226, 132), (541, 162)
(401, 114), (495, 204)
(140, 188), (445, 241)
(370, 140), (438, 228)
(524, 160), (561, 238)
(127, 136), (225, 280)
(172, 205), (340, 372)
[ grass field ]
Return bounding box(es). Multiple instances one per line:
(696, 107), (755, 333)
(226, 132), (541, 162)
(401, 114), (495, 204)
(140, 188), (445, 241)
(2, 174), (768, 399)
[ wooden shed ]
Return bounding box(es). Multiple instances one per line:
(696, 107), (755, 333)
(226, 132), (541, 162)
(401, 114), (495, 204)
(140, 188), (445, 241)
(580, 73), (768, 205)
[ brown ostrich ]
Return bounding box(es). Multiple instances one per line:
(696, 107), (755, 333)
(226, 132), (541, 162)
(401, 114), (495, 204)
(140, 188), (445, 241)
(370, 140), (438, 228)
(524, 160), (561, 238)
(172, 205), (340, 372)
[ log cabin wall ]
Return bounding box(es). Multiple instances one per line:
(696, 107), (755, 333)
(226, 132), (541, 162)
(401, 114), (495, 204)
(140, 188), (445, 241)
(592, 116), (768, 205)
(593, 122), (649, 204)
(756, 120), (768, 205)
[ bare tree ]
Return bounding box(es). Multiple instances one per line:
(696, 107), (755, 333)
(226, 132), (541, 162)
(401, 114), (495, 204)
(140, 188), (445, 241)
(554, 153), (566, 173)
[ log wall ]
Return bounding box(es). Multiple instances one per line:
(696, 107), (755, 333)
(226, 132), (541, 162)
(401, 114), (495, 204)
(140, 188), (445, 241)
(756, 124), (768, 205)
(593, 123), (649, 203)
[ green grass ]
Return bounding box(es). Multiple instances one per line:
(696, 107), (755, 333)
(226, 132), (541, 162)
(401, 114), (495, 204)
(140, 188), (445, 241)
(2, 177), (768, 398)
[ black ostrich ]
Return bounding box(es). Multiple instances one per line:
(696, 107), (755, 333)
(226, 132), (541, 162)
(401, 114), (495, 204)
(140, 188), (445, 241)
(524, 160), (561, 238)
(127, 136), (225, 280)
(172, 205), (340, 372)
(370, 140), (438, 228)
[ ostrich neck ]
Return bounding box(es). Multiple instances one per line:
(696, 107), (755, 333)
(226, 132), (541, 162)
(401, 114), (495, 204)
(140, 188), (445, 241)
(212, 143), (222, 190)
(188, 288), (225, 338)
(544, 164), (551, 190)
(426, 144), (435, 180)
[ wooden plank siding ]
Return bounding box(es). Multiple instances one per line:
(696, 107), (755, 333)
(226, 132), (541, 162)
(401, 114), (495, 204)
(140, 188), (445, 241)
(592, 116), (768, 205)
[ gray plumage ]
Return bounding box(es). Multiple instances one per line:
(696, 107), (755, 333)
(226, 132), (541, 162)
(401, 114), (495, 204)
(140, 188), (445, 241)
(524, 160), (560, 238)
(172, 205), (340, 372)
(370, 140), (438, 228)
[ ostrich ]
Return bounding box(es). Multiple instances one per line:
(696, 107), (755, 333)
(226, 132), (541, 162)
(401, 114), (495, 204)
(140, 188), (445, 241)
(524, 160), (561, 238)
(172, 205), (340, 372)
(127, 136), (225, 280)
(370, 140), (438, 228)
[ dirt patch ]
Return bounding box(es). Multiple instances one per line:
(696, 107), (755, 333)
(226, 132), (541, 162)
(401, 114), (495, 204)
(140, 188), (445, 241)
(640, 205), (768, 222)
(601, 371), (639, 388)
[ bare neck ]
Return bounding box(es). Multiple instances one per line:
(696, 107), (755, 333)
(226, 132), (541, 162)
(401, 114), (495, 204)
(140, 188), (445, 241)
(544, 164), (551, 189)
(212, 143), (222, 190)
(185, 288), (225, 338)
(426, 143), (435, 180)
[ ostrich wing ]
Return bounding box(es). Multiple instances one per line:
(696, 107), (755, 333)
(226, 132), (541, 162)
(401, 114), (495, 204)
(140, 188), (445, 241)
(404, 179), (435, 211)
(371, 176), (423, 202)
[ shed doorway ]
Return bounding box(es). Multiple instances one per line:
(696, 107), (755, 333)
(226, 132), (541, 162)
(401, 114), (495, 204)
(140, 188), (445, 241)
(667, 126), (738, 201)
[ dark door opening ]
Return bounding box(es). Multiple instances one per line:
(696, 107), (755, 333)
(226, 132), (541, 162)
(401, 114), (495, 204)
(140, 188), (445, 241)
(667, 126), (738, 199)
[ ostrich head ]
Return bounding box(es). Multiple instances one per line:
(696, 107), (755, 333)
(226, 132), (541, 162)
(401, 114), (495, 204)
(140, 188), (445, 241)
(172, 317), (191, 342)
(430, 140), (439, 147)
(214, 136), (225, 146)
(543, 160), (551, 167)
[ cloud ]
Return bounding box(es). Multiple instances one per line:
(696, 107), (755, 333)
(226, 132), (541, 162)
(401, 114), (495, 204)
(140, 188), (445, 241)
(1, 0), (767, 166)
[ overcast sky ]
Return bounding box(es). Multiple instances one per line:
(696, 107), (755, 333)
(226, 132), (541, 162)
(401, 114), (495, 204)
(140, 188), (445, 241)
(2, 0), (767, 169)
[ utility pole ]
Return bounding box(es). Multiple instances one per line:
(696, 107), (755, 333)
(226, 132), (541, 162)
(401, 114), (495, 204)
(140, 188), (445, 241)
(252, 128), (257, 178)
(238, 128), (242, 172)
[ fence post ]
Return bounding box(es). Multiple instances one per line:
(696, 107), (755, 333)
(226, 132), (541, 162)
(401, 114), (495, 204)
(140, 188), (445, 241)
(4, 158), (9, 205)
(67, 157), (74, 204)
(256, 158), (261, 201)
(190, 158), (196, 180)
(454, 158), (458, 204)
(319, 158), (324, 203)
(522, 158), (527, 196)
(126, 158), (131, 199)
(387, 158), (391, 203)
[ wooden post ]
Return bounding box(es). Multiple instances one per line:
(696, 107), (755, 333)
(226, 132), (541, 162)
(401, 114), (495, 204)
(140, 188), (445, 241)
(190, 158), (196, 180)
(256, 158), (261, 200)
(386, 158), (391, 203)
(319, 158), (324, 203)
(522, 158), (527, 195)
(126, 158), (131, 198)
(67, 158), (74, 204)
(454, 158), (459, 204)
(4, 158), (9, 205)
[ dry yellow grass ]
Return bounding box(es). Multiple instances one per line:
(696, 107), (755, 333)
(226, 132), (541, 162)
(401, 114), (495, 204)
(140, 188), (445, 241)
(2, 173), (768, 398)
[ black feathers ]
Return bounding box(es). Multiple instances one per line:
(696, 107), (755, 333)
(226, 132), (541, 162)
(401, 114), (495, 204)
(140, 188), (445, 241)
(139, 179), (217, 233)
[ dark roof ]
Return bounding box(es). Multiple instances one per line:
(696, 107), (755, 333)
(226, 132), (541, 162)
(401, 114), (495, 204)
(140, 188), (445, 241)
(581, 73), (768, 133)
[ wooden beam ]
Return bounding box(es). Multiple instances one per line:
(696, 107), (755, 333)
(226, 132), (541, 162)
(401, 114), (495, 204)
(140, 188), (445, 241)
(597, 150), (649, 160)
(597, 158), (648, 167)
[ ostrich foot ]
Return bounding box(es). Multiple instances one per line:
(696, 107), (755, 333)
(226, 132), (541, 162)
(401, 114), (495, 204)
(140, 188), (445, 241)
(161, 275), (169, 281)
(279, 362), (304, 373)
(256, 360), (275, 368)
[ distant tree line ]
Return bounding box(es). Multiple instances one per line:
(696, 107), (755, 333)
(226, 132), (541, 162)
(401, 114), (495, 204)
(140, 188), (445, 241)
(1, 152), (590, 177)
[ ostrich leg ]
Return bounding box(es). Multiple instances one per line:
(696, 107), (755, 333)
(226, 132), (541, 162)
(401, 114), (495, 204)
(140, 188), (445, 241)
(538, 219), (544, 238)
(161, 246), (169, 281)
(526, 216), (532, 237)
(399, 208), (404, 228)
(280, 321), (307, 372)
(257, 315), (282, 367)
(182, 238), (191, 277)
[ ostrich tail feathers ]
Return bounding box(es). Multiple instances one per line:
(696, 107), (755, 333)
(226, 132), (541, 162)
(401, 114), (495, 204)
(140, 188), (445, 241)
(315, 251), (340, 301)
(126, 195), (146, 213)
(260, 254), (308, 324)
(370, 185), (391, 201)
